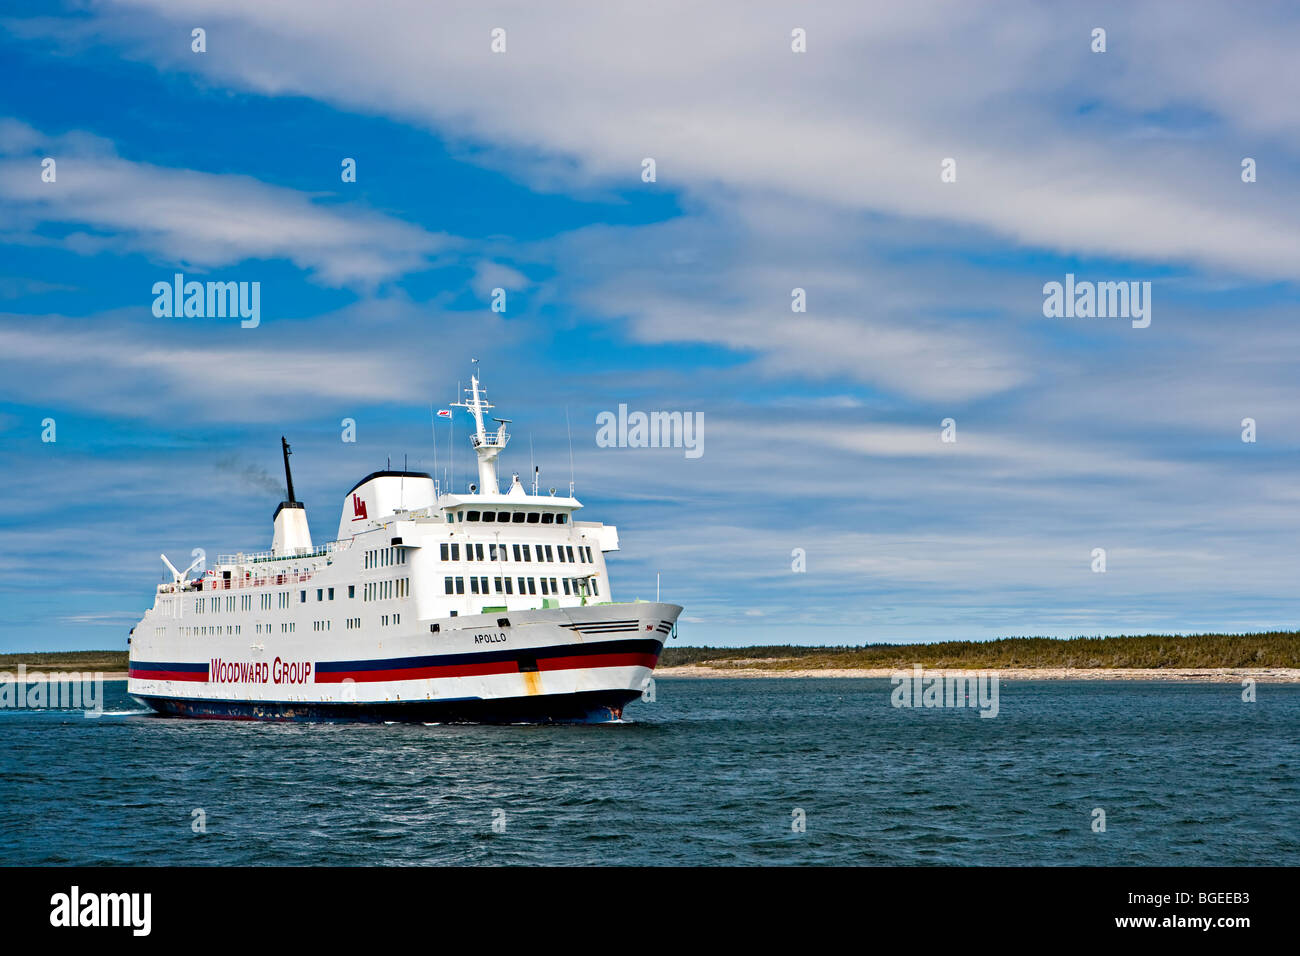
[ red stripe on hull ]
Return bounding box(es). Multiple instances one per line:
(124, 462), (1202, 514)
(538, 652), (659, 672)
(316, 652), (657, 684)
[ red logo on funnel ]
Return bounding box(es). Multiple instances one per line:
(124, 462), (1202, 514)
(351, 493), (368, 520)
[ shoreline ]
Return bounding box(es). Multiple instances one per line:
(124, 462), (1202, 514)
(7, 667), (1300, 683)
(653, 665), (1300, 682)
(2, 671), (128, 682)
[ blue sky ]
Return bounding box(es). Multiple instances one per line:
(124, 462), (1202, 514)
(3, 1), (1300, 650)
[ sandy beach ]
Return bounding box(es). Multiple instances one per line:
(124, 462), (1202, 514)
(654, 664), (1300, 682)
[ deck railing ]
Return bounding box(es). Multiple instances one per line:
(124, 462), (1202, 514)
(216, 538), (353, 566)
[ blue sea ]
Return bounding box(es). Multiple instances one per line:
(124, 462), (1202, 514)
(2, 678), (1296, 865)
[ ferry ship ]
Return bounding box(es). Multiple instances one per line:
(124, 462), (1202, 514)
(127, 372), (681, 722)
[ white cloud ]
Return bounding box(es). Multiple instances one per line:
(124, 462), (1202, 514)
(49, 0), (1300, 280)
(0, 119), (452, 286)
(0, 299), (519, 421)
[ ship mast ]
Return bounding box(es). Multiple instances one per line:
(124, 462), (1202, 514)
(450, 370), (509, 494)
(281, 436), (297, 503)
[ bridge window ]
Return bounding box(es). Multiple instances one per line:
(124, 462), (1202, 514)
(496, 511), (510, 522)
(467, 510), (480, 521)
(556, 514), (567, 525)
(511, 512), (525, 523)
(526, 512), (540, 524)
(482, 511), (495, 522)
(541, 513), (554, 524)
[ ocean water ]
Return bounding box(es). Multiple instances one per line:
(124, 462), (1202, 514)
(1, 678), (1296, 865)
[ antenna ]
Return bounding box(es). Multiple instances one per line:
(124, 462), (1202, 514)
(565, 407), (575, 497)
(530, 431), (537, 495)
(430, 402), (440, 500)
(280, 436), (296, 503)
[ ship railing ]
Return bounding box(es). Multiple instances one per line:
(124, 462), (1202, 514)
(216, 539), (352, 566)
(195, 570), (316, 591)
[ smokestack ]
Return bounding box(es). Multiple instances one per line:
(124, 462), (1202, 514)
(273, 437), (311, 556)
(281, 436), (297, 503)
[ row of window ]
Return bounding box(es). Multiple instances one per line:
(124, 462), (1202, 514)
(181, 625), (243, 636)
(363, 578), (409, 601)
(443, 575), (599, 598)
(195, 594), (258, 613)
(364, 547), (407, 569)
(439, 542), (593, 564)
(450, 510), (569, 525)
(178, 616), (411, 637)
(191, 579), (406, 616)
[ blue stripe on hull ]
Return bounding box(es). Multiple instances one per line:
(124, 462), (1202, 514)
(134, 689), (639, 724)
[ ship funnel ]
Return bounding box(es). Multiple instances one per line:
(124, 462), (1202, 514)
(272, 437), (313, 555)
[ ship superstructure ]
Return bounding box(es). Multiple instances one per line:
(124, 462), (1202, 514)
(127, 372), (680, 722)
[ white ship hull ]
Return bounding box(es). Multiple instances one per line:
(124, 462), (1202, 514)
(129, 602), (679, 723)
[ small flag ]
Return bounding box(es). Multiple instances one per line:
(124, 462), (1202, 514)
(436, 409), (452, 420)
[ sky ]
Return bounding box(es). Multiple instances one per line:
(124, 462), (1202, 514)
(2, 1), (1300, 650)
